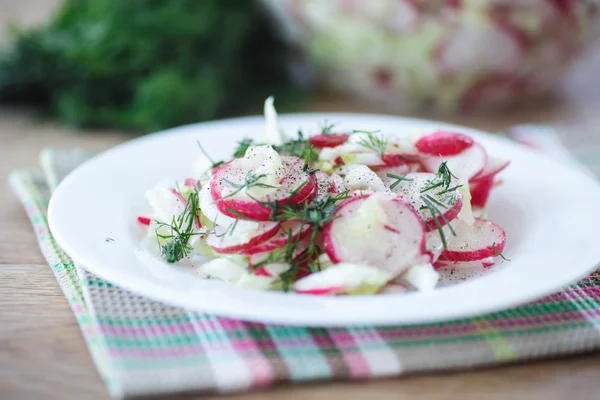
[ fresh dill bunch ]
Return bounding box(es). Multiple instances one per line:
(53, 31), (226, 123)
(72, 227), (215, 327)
(386, 173), (413, 191)
(353, 129), (387, 157)
(420, 161), (460, 194)
(232, 137), (254, 158)
(220, 170), (277, 201)
(319, 121), (336, 135)
(273, 130), (317, 163)
(155, 189), (201, 263)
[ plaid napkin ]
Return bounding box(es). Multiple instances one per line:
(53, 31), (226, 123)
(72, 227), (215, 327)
(8, 125), (600, 399)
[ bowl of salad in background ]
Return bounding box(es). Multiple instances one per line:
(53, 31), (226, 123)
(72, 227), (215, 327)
(262, 0), (600, 113)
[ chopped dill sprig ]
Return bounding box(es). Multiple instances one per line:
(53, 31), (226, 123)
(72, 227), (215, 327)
(219, 171), (277, 201)
(420, 161), (460, 194)
(386, 173), (414, 191)
(242, 191), (351, 290)
(197, 140), (224, 169)
(417, 162), (464, 249)
(492, 243), (510, 261)
(233, 137), (254, 158)
(155, 189), (202, 263)
(353, 129), (387, 157)
(319, 121), (336, 135)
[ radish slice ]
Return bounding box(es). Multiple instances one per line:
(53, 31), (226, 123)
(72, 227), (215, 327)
(199, 184), (260, 232)
(323, 193), (427, 276)
(378, 282), (410, 294)
(471, 156), (510, 182)
(469, 177), (495, 208)
(196, 258), (247, 284)
(414, 131), (474, 156)
(390, 172), (463, 232)
(315, 171), (332, 199)
(211, 156), (317, 221)
(243, 221), (311, 255)
(437, 219), (506, 262)
(381, 153), (417, 167)
(401, 263), (440, 291)
(184, 178), (197, 188)
(343, 165), (387, 192)
(420, 142), (487, 181)
(310, 133), (349, 148)
(338, 152), (386, 167)
(328, 173), (347, 193)
(434, 257), (497, 270)
(206, 221), (280, 254)
(248, 237), (310, 267)
(294, 263), (393, 295)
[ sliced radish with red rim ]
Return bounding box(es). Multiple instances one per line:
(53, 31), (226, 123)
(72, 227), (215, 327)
(309, 133), (349, 148)
(471, 156), (510, 182)
(323, 193), (427, 276)
(206, 221), (280, 254)
(437, 218), (506, 262)
(420, 142), (487, 181)
(211, 156), (317, 221)
(469, 177), (495, 208)
(415, 131), (474, 156)
(243, 221), (311, 255)
(389, 172), (463, 232)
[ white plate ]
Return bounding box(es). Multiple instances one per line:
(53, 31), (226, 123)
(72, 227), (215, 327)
(48, 114), (600, 326)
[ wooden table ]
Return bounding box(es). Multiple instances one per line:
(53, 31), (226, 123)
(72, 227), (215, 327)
(3, 2), (600, 399)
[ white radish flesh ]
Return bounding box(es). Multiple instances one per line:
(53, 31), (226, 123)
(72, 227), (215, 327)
(243, 221), (310, 255)
(343, 165), (387, 192)
(206, 221), (280, 254)
(323, 193), (427, 276)
(471, 156), (510, 182)
(390, 172), (463, 232)
(294, 263), (392, 295)
(420, 142), (488, 181)
(437, 219), (506, 262)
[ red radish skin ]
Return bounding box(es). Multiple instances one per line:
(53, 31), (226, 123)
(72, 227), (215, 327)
(296, 287), (342, 295)
(415, 131), (474, 156)
(206, 222), (280, 254)
(437, 218), (506, 262)
(211, 156), (317, 221)
(323, 194), (427, 276)
(243, 221), (311, 255)
(471, 157), (510, 182)
(138, 216), (151, 226)
(170, 188), (187, 205)
(309, 133), (349, 148)
(184, 178), (197, 187)
(470, 177), (495, 208)
(253, 267), (273, 277)
(381, 154), (412, 166)
(384, 225), (400, 234)
(315, 171), (333, 200)
(328, 173), (347, 194)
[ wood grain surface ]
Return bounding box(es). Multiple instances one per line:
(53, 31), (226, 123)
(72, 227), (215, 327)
(2, 1), (600, 399)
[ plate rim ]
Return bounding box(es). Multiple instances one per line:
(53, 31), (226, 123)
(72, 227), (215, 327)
(48, 113), (600, 326)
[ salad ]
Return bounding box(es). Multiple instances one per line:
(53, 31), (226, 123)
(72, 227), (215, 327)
(138, 98), (509, 295)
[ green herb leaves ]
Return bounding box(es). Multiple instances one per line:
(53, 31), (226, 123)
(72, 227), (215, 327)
(353, 130), (388, 157)
(155, 189), (202, 263)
